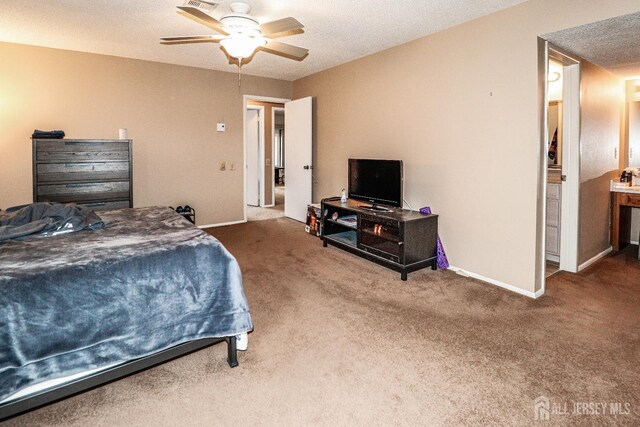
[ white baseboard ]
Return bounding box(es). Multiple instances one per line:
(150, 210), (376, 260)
(631, 240), (639, 245)
(262, 204), (275, 208)
(578, 246), (612, 271)
(198, 219), (246, 229)
(448, 265), (542, 299)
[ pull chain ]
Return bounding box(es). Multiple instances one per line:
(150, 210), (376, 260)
(237, 58), (243, 92)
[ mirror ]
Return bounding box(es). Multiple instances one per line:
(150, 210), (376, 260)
(547, 101), (563, 168)
(547, 59), (563, 170)
(628, 101), (640, 168)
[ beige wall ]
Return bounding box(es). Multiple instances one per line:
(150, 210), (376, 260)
(578, 61), (624, 264)
(292, 0), (639, 294)
(246, 100), (285, 206)
(0, 42), (291, 225)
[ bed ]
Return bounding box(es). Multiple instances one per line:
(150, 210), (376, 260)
(0, 205), (253, 419)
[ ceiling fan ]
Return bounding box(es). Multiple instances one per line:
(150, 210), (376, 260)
(161, 1), (309, 67)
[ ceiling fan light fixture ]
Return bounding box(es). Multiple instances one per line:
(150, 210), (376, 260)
(220, 15), (259, 34)
(220, 34), (266, 60)
(164, 0), (307, 88)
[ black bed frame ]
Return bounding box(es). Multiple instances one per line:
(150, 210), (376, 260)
(0, 336), (238, 421)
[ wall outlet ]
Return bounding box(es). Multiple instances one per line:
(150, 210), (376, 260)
(219, 161), (226, 171)
(217, 123), (226, 132)
(230, 161), (236, 171)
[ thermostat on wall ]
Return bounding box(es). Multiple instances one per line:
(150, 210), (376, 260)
(217, 123), (226, 132)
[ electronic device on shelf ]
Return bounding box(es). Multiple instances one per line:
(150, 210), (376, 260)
(360, 205), (393, 212)
(348, 159), (403, 209)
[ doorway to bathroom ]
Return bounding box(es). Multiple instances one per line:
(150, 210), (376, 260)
(541, 44), (581, 284)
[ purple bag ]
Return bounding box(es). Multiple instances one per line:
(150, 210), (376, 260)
(419, 206), (449, 269)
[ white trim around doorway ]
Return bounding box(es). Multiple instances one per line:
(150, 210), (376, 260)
(271, 106), (286, 209)
(536, 40), (581, 296)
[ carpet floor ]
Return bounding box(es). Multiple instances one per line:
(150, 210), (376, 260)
(247, 186), (284, 221)
(6, 218), (640, 426)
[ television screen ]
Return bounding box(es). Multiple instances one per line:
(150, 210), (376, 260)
(348, 159), (403, 208)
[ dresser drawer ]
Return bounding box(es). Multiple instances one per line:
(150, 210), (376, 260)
(37, 182), (130, 203)
(37, 162), (130, 183)
(546, 198), (560, 227)
(35, 140), (129, 162)
(621, 193), (640, 207)
(36, 140), (129, 152)
(545, 225), (560, 256)
(80, 200), (131, 211)
(547, 183), (561, 200)
(37, 150), (130, 162)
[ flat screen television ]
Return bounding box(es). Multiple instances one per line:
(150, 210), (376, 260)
(348, 159), (403, 208)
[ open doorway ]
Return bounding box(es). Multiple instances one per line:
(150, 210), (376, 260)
(243, 96), (290, 221)
(540, 43), (581, 287)
(273, 107), (285, 214)
(545, 59), (563, 277)
(246, 106), (262, 208)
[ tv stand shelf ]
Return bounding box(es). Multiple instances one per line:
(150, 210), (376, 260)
(321, 198), (438, 281)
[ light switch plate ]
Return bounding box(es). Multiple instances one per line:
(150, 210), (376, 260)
(217, 123), (226, 132)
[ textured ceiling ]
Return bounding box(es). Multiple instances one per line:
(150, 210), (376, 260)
(544, 11), (640, 79)
(0, 0), (526, 81)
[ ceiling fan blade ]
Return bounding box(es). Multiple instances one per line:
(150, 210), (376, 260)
(261, 40), (309, 60)
(160, 35), (224, 45)
(161, 40), (217, 45)
(177, 6), (229, 35)
(260, 17), (304, 38)
(161, 36), (221, 41)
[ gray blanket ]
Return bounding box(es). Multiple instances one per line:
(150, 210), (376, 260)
(0, 202), (103, 242)
(0, 206), (253, 402)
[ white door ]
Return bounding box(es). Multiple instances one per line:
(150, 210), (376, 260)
(284, 97), (313, 222)
(559, 63), (579, 273)
(246, 109), (260, 207)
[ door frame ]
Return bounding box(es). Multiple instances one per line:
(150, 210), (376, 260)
(535, 38), (581, 296)
(246, 105), (264, 207)
(271, 106), (286, 207)
(243, 95), (291, 222)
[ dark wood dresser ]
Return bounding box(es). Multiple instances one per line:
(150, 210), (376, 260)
(32, 139), (133, 211)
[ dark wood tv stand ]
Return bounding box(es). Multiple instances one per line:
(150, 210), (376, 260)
(321, 198), (438, 280)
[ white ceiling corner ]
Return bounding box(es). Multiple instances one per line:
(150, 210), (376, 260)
(0, 0), (527, 81)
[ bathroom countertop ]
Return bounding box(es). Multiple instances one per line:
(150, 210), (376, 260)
(610, 181), (640, 193)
